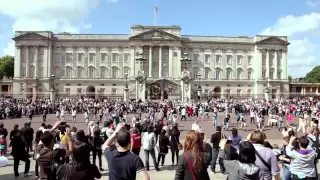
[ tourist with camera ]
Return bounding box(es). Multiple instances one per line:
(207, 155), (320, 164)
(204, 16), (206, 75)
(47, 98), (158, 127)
(285, 135), (317, 180)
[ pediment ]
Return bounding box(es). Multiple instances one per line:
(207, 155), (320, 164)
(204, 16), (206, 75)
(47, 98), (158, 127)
(13, 32), (51, 41)
(256, 37), (289, 45)
(129, 29), (180, 41)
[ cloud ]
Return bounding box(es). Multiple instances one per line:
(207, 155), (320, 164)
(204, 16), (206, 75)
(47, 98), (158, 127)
(306, 0), (320, 7)
(261, 12), (320, 77)
(0, 0), (100, 56)
(83, 23), (92, 29)
(108, 0), (121, 3)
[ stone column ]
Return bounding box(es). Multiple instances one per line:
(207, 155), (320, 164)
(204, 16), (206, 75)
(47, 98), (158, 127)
(169, 47), (173, 77)
(95, 47), (100, 78)
(148, 46), (152, 78)
(47, 44), (52, 77)
(282, 50), (288, 79)
(35, 46), (39, 78)
(301, 87), (304, 96)
(26, 46), (30, 77)
(130, 46), (135, 77)
(159, 46), (162, 77)
(316, 87), (319, 95)
(83, 47), (89, 78)
(123, 87), (129, 102)
(266, 50), (269, 79)
(14, 45), (21, 78)
(274, 50), (278, 79)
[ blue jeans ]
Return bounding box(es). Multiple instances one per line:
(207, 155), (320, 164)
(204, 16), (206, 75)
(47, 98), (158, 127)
(212, 116), (217, 126)
(282, 165), (291, 180)
(210, 148), (219, 172)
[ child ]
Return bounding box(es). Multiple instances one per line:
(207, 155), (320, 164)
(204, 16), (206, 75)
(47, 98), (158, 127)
(0, 135), (7, 156)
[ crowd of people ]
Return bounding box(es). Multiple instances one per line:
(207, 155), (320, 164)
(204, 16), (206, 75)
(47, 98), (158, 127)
(0, 96), (319, 180)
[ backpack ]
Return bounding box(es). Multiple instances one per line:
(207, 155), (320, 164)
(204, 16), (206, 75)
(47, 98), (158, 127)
(307, 136), (320, 159)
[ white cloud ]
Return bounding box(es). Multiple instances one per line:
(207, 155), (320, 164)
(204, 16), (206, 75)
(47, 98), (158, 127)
(83, 23), (92, 29)
(0, 0), (100, 56)
(306, 0), (320, 7)
(261, 12), (320, 77)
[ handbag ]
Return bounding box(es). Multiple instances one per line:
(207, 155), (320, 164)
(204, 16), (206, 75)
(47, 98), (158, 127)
(184, 153), (197, 180)
(255, 149), (271, 171)
(173, 134), (183, 151)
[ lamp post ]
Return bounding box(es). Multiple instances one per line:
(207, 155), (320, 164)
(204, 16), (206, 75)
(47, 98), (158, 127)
(197, 72), (202, 100)
(124, 72), (129, 101)
(264, 85), (270, 101)
(180, 53), (191, 70)
(50, 74), (55, 101)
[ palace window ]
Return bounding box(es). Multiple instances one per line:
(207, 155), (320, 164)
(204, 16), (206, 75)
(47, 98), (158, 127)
(88, 67), (95, 78)
(237, 55), (242, 65)
(77, 67), (84, 78)
(269, 69), (274, 80)
(247, 56), (252, 65)
(89, 53), (95, 63)
(215, 69), (221, 79)
(30, 49), (36, 62)
(65, 88), (70, 95)
(262, 69), (266, 79)
(193, 68), (199, 79)
(124, 53), (130, 63)
(204, 68), (210, 79)
(54, 53), (60, 64)
(227, 55), (232, 65)
(237, 89), (241, 97)
(215, 55), (221, 64)
(247, 69), (252, 80)
(277, 70), (282, 79)
(66, 53), (73, 63)
(111, 88), (117, 95)
(21, 67), (26, 77)
(78, 53), (84, 63)
(39, 67), (44, 77)
(111, 67), (118, 78)
(100, 67), (106, 78)
(29, 66), (35, 77)
(226, 68), (232, 80)
(204, 54), (210, 64)
(237, 68), (242, 79)
(193, 54), (199, 64)
(65, 67), (72, 78)
(247, 89), (252, 97)
(101, 53), (107, 62)
(112, 53), (118, 63)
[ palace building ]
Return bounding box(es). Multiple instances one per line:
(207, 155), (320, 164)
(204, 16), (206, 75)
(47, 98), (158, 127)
(12, 25), (289, 100)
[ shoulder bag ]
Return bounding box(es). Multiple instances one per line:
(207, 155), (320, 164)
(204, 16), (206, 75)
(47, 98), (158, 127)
(184, 153), (197, 180)
(173, 134), (183, 151)
(254, 149), (271, 171)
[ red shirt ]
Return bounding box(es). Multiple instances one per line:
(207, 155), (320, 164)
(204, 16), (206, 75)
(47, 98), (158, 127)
(131, 133), (141, 149)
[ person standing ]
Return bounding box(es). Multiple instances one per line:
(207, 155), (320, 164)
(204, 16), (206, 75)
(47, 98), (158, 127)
(21, 122), (34, 154)
(210, 126), (224, 174)
(72, 108), (77, 123)
(142, 126), (159, 171)
(11, 130), (31, 177)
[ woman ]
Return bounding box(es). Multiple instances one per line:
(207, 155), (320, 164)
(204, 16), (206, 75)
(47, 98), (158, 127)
(250, 131), (280, 180)
(222, 141), (259, 180)
(279, 136), (292, 180)
(157, 129), (169, 166)
(231, 128), (242, 150)
(59, 126), (70, 163)
(90, 129), (103, 171)
(57, 141), (101, 180)
(174, 130), (210, 180)
(169, 123), (180, 166)
(142, 125), (159, 171)
(34, 130), (43, 179)
(130, 128), (141, 155)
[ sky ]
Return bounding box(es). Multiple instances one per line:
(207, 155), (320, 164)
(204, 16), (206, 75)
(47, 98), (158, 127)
(0, 0), (320, 78)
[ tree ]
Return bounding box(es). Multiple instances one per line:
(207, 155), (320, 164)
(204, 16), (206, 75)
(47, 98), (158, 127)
(288, 75), (292, 82)
(305, 66), (320, 83)
(0, 56), (14, 79)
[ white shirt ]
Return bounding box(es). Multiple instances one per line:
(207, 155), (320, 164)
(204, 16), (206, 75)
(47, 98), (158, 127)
(181, 108), (187, 116)
(192, 123), (201, 132)
(72, 109), (76, 116)
(142, 132), (156, 150)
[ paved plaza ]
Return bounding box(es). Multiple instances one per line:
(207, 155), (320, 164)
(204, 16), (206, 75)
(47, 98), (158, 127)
(0, 113), (306, 179)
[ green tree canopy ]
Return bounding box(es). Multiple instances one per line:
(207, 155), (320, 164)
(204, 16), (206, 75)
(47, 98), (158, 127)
(305, 66), (320, 83)
(288, 75), (292, 82)
(0, 56), (14, 79)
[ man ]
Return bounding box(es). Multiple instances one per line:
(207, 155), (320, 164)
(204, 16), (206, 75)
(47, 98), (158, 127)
(21, 123), (34, 153)
(103, 123), (150, 180)
(36, 121), (73, 180)
(0, 123), (8, 138)
(210, 126), (224, 174)
(11, 130), (30, 177)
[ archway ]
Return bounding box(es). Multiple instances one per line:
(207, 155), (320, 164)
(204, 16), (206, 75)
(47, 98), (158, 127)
(86, 85), (95, 98)
(213, 86), (221, 99)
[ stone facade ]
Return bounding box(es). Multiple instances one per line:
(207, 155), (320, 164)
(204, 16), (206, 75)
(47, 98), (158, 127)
(12, 25), (290, 100)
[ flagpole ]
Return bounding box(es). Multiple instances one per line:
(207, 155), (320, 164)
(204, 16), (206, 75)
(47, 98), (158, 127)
(154, 5), (157, 26)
